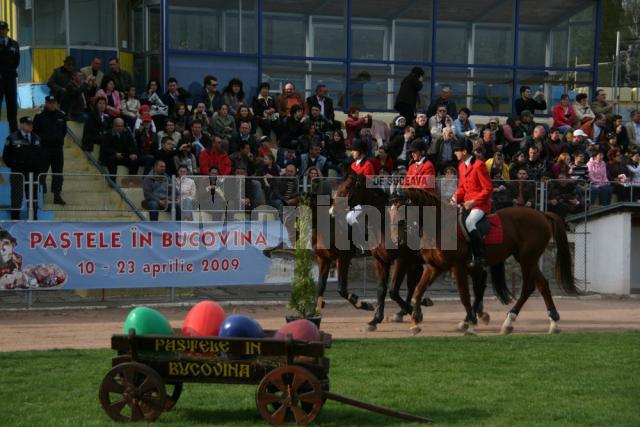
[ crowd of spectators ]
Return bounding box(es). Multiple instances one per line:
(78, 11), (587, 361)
(36, 57), (640, 221)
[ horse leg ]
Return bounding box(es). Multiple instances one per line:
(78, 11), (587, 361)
(315, 257), (331, 315)
(452, 265), (478, 336)
(533, 269), (561, 334)
(501, 260), (537, 335)
(471, 268), (490, 326)
(367, 258), (389, 331)
(409, 264), (442, 335)
(337, 256), (374, 311)
(389, 260), (411, 322)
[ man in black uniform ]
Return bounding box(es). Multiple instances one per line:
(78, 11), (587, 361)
(3, 117), (42, 220)
(0, 20), (20, 133)
(34, 95), (67, 205)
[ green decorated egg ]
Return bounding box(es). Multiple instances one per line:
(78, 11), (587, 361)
(123, 306), (174, 336)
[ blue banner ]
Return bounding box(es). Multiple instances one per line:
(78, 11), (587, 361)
(0, 222), (287, 290)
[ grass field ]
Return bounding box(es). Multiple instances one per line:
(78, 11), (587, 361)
(1, 333), (639, 426)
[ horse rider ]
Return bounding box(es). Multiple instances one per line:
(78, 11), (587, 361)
(403, 139), (436, 192)
(450, 138), (493, 267)
(350, 138), (376, 176)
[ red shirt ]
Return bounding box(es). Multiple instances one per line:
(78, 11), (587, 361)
(455, 156), (493, 214)
(552, 104), (575, 128)
(351, 158), (376, 176)
(403, 157), (436, 192)
(199, 149), (232, 175)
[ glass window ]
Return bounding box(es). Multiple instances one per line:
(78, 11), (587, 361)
(147, 5), (161, 52)
(16, 0), (33, 46)
(33, 0), (66, 46)
(350, 64), (430, 110)
(474, 24), (513, 65)
(435, 22), (469, 64)
(262, 14), (306, 56)
(117, 0), (131, 50)
(518, 28), (546, 67)
(169, 0), (258, 53)
(69, 0), (115, 47)
(518, 70), (593, 108)
(435, 67), (513, 114)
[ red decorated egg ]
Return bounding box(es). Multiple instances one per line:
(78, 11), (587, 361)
(274, 319), (321, 342)
(181, 300), (226, 337)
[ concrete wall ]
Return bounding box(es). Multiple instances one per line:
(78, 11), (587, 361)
(631, 221), (640, 292)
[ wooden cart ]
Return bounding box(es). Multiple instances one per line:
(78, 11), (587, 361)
(99, 329), (431, 425)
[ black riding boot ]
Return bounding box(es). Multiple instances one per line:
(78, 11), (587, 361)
(468, 229), (487, 268)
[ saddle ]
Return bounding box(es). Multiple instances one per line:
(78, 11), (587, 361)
(458, 210), (504, 245)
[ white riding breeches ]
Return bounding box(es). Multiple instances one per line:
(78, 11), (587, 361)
(465, 208), (485, 232)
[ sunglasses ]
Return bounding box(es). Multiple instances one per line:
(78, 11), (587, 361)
(438, 109), (447, 113)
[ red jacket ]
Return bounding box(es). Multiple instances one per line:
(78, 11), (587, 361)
(403, 157), (436, 192)
(455, 157), (493, 214)
(552, 104), (575, 128)
(199, 149), (232, 175)
(351, 158), (376, 176)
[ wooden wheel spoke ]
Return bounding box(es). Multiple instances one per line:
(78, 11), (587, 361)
(140, 396), (164, 412)
(261, 392), (283, 405)
(290, 373), (307, 391)
(268, 376), (287, 392)
(108, 398), (127, 414)
(138, 377), (155, 394)
(131, 401), (145, 421)
(123, 367), (135, 386)
(106, 376), (125, 394)
(297, 391), (323, 404)
(270, 404), (288, 425)
(291, 405), (309, 424)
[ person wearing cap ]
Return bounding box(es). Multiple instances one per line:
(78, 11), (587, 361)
(33, 96), (67, 205)
(47, 56), (75, 99)
(350, 138), (376, 177)
(0, 20), (19, 133)
(403, 140), (436, 193)
(450, 138), (493, 267)
(135, 114), (158, 175)
(3, 116), (42, 220)
(568, 129), (589, 155)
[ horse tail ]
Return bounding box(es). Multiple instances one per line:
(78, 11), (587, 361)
(545, 212), (578, 295)
(489, 262), (512, 305)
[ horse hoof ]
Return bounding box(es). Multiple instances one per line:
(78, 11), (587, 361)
(390, 314), (404, 323)
(457, 321), (469, 332)
(358, 302), (375, 311)
(464, 328), (478, 336)
(366, 324), (377, 332)
(501, 325), (514, 336)
(548, 325), (560, 334)
(421, 297), (434, 307)
(410, 325), (422, 336)
(480, 312), (491, 325)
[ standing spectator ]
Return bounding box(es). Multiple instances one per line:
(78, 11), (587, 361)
(515, 86), (547, 115)
(428, 104), (454, 140)
(143, 160), (170, 221)
(47, 56), (75, 100)
(394, 66), (425, 122)
(222, 78), (248, 116)
(454, 107), (475, 139)
(390, 126), (416, 166)
(509, 168), (536, 208)
(252, 82), (280, 138)
(199, 136), (231, 176)
(0, 20), (20, 132)
(192, 75), (223, 116)
(104, 57), (133, 94)
(121, 85), (141, 129)
(102, 118), (139, 179)
(587, 149), (612, 206)
(573, 93), (595, 122)
(211, 104), (237, 140)
(162, 77), (191, 117)
(306, 84), (336, 126)
(95, 77), (122, 118)
(427, 85), (458, 119)
(135, 114), (157, 175)
(3, 117), (41, 219)
(33, 95), (67, 205)
(625, 110), (640, 149)
(80, 57), (103, 88)
(428, 127), (457, 173)
(591, 89), (616, 121)
(277, 82), (306, 117)
(155, 137), (179, 178)
(552, 94), (575, 133)
(235, 105), (257, 135)
(176, 165), (195, 221)
(64, 71), (92, 123)
(82, 97), (111, 152)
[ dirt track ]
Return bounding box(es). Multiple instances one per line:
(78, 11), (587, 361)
(0, 297), (638, 352)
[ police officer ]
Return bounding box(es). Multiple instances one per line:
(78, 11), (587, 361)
(0, 20), (20, 133)
(34, 95), (67, 205)
(3, 117), (42, 220)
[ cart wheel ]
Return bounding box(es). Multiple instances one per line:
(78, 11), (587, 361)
(99, 362), (167, 422)
(165, 382), (183, 411)
(256, 366), (323, 426)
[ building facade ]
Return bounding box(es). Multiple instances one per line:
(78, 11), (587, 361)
(1, 0), (601, 115)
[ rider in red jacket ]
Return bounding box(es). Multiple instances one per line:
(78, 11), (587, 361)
(403, 140), (436, 192)
(451, 139), (493, 267)
(350, 138), (376, 176)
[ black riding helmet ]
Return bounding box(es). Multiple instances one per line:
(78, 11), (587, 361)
(351, 138), (368, 154)
(452, 138), (473, 154)
(409, 139), (425, 152)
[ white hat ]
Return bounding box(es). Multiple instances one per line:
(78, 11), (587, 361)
(573, 129), (588, 137)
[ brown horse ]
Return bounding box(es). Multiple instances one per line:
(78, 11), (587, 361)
(391, 189), (577, 335)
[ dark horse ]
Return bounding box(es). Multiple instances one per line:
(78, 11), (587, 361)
(391, 189), (577, 335)
(331, 173), (432, 330)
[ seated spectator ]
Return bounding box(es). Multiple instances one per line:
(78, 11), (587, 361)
(478, 128), (496, 159)
(546, 127), (569, 160)
(502, 115), (526, 160)
(482, 117), (505, 152)
(307, 166), (332, 197)
(157, 119), (182, 149)
(389, 115), (407, 142)
(345, 107), (372, 148)
(280, 104), (307, 150)
(438, 166), (458, 202)
(525, 125), (551, 162)
(231, 121), (258, 155)
(199, 136), (231, 176)
(519, 110), (536, 136)
(390, 125), (415, 166)
(183, 119), (210, 158)
(80, 57), (103, 89)
(587, 149), (612, 205)
(508, 151), (527, 179)
(296, 141), (328, 178)
(134, 105), (157, 133)
(64, 70), (92, 123)
(105, 57), (133, 94)
(326, 129), (348, 175)
(231, 163), (265, 211)
(358, 127), (377, 157)
(192, 75), (223, 117)
(549, 153), (571, 179)
(547, 173), (583, 220)
(140, 79), (168, 121)
(211, 104), (237, 140)
(515, 85), (547, 115)
(82, 97), (112, 152)
(428, 104), (454, 141)
(552, 94), (575, 133)
(155, 137), (178, 178)
(143, 160), (171, 221)
(608, 148), (631, 202)
(306, 84), (336, 126)
(135, 114), (157, 175)
(453, 107), (475, 139)
(573, 93), (595, 122)
(486, 151), (509, 180)
(488, 155), (511, 210)
(525, 146), (548, 181)
(308, 105), (332, 137)
(235, 104), (257, 135)
(413, 112), (430, 145)
(277, 82), (306, 117)
(121, 85), (141, 129)
(428, 126), (457, 173)
(102, 118), (139, 179)
(252, 82), (280, 138)
(95, 77), (122, 118)
(47, 56), (75, 99)
(161, 77), (191, 117)
(591, 89), (616, 121)
(259, 152), (281, 177)
(173, 140), (198, 175)
(580, 113), (608, 145)
(172, 102), (189, 133)
(509, 168), (536, 208)
(568, 129), (589, 155)
(230, 141), (260, 176)
(176, 165), (195, 221)
(568, 151), (589, 181)
(372, 146), (394, 175)
(188, 101), (211, 130)
(427, 85), (458, 119)
(222, 78), (248, 116)
(265, 163), (299, 246)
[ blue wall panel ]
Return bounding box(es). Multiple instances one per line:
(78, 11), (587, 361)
(17, 48), (32, 84)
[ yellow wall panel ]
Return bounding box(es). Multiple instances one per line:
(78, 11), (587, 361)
(119, 51), (134, 76)
(32, 48), (68, 84)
